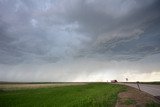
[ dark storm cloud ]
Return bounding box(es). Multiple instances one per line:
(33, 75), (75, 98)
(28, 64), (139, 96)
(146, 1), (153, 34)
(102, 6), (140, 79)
(0, 0), (160, 65)
(61, 0), (160, 61)
(75, 0), (160, 60)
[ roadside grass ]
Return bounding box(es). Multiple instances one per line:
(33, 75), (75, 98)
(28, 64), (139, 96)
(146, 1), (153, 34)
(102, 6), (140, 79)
(146, 101), (160, 107)
(0, 83), (125, 107)
(123, 98), (136, 105)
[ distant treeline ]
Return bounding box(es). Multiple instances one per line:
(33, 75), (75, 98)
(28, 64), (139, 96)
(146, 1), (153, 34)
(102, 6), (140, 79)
(121, 81), (160, 85)
(140, 82), (160, 85)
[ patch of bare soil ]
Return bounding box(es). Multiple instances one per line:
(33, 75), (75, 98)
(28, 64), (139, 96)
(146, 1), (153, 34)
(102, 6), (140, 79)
(116, 86), (158, 107)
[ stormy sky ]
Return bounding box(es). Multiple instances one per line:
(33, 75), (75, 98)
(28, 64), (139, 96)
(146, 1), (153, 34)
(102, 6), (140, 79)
(0, 0), (160, 82)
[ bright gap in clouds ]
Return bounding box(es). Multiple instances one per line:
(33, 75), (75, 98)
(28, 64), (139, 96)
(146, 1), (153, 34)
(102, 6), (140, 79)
(0, 0), (160, 82)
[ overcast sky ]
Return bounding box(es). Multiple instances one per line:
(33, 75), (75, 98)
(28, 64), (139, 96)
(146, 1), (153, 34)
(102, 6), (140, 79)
(0, 0), (160, 82)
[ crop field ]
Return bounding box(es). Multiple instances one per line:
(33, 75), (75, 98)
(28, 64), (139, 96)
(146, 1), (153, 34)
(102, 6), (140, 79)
(0, 83), (125, 107)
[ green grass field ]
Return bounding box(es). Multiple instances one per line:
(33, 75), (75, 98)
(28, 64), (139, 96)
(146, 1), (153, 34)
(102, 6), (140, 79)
(0, 83), (125, 107)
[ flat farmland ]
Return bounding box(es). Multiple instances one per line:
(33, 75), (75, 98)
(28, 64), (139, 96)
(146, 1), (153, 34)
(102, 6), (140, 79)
(0, 82), (87, 90)
(0, 83), (125, 107)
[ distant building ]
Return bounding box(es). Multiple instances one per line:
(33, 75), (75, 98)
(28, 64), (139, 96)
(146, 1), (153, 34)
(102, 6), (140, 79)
(111, 80), (118, 83)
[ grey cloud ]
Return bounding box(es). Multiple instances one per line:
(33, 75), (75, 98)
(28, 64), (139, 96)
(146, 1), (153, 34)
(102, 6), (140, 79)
(0, 0), (159, 82)
(62, 0), (158, 35)
(62, 0), (160, 61)
(0, 0), (160, 65)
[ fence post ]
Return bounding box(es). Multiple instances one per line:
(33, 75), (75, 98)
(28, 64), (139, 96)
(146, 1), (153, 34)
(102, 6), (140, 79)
(136, 81), (141, 91)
